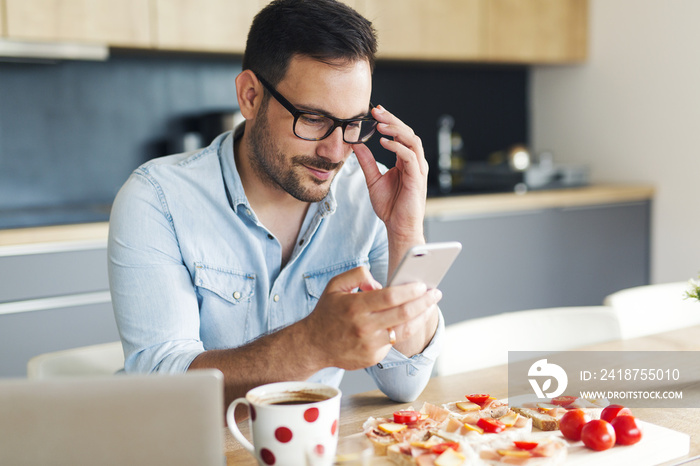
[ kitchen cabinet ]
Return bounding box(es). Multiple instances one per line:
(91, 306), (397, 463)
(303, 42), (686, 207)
(424, 200), (650, 325)
(359, 0), (588, 63)
(546, 202), (650, 305)
(0, 300), (117, 377)
(360, 0), (482, 61)
(154, 0), (363, 54)
(2, 0), (587, 62)
(485, 0), (588, 62)
(154, 0), (264, 53)
(0, 244), (118, 378)
(0, 248), (109, 302)
(0, 1), (5, 36)
(4, 0), (152, 47)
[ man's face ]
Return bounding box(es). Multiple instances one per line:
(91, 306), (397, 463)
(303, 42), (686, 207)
(247, 56), (373, 203)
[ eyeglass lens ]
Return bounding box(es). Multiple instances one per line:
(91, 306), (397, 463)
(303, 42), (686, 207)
(294, 114), (376, 144)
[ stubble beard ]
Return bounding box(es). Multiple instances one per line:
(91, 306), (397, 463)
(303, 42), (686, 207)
(247, 105), (344, 203)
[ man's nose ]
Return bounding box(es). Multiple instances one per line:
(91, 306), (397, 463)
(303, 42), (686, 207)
(316, 126), (350, 163)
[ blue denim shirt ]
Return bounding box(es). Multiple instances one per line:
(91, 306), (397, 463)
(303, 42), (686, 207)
(108, 128), (443, 402)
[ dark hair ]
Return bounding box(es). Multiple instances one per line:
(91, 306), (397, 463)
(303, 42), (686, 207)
(242, 0), (377, 85)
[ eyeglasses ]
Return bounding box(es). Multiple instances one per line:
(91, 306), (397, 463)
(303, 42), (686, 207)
(255, 73), (377, 144)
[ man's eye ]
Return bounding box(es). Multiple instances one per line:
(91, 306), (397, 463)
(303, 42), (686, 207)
(299, 115), (328, 126)
(346, 121), (361, 129)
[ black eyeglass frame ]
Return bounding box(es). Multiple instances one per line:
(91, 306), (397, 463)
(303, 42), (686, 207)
(254, 73), (377, 144)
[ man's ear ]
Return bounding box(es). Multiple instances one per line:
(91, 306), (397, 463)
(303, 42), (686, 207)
(235, 70), (264, 120)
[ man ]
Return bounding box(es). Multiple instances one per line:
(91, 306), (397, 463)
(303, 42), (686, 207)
(108, 0), (443, 407)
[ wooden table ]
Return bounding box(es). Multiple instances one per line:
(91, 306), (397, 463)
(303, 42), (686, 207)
(225, 324), (700, 465)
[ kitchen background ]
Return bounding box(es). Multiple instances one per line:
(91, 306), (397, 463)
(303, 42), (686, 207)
(531, 0), (700, 284)
(1, 0), (699, 381)
(0, 56), (527, 228)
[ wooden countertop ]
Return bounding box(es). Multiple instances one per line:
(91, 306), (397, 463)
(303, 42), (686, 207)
(0, 222), (109, 255)
(425, 184), (654, 218)
(0, 184), (653, 251)
(226, 323), (700, 465)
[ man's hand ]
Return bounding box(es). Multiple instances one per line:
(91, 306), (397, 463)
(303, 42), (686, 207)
(303, 266), (442, 368)
(353, 105), (429, 258)
(351, 106), (438, 357)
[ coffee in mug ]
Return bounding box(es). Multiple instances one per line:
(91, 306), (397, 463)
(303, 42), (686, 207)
(227, 381), (341, 466)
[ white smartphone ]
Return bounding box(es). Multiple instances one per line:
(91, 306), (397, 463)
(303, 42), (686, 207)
(387, 241), (462, 289)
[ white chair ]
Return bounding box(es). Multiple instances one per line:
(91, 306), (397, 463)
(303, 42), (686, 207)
(604, 282), (700, 340)
(27, 341), (124, 379)
(436, 306), (622, 376)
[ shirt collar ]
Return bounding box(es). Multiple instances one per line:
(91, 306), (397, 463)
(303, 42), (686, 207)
(218, 124), (248, 214)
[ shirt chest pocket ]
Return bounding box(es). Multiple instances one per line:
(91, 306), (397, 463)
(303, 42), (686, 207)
(303, 258), (370, 312)
(194, 263), (256, 306)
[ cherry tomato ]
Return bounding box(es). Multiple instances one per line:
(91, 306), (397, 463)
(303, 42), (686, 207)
(466, 393), (491, 405)
(611, 415), (642, 445)
(559, 409), (591, 441)
(513, 441), (539, 450)
(476, 417), (506, 434)
(601, 404), (633, 423)
(430, 442), (460, 454)
(551, 395), (578, 407)
(393, 410), (420, 424)
(581, 419), (616, 451)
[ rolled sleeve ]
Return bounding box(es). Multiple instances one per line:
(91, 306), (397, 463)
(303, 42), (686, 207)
(108, 171), (205, 374)
(366, 309), (445, 402)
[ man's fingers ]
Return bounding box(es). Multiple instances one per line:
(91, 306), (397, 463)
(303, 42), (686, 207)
(326, 266), (381, 293)
(379, 137), (424, 179)
(353, 143), (382, 186)
(370, 286), (442, 329)
(372, 106), (427, 178)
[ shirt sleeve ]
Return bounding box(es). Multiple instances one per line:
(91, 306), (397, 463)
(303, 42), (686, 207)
(365, 308), (445, 402)
(108, 170), (205, 374)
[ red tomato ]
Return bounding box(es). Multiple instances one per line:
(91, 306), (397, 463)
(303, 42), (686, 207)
(559, 409), (591, 441)
(466, 393), (491, 405)
(430, 442), (460, 454)
(551, 395), (578, 407)
(581, 420), (616, 451)
(513, 441), (539, 450)
(601, 404), (633, 423)
(611, 415), (642, 445)
(476, 417), (506, 434)
(393, 410), (420, 424)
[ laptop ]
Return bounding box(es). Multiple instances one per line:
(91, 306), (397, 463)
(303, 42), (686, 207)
(0, 370), (225, 466)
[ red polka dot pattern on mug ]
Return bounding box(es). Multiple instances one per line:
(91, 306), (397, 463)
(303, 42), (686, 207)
(304, 407), (319, 422)
(260, 448), (275, 465)
(274, 426), (293, 443)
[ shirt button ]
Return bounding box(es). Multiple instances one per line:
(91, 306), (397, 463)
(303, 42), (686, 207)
(376, 363), (384, 369)
(246, 208), (252, 216)
(233, 291), (241, 300)
(267, 233), (274, 240)
(273, 294), (280, 302)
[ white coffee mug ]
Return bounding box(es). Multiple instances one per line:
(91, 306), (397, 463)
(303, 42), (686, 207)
(227, 381), (341, 466)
